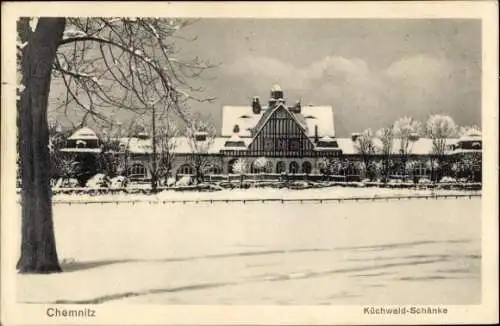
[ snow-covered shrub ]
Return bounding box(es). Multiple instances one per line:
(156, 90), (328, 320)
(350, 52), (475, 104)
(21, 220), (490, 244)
(86, 173), (109, 188)
(109, 176), (128, 189)
(440, 176), (457, 183)
(176, 175), (192, 187)
(233, 158), (248, 175)
(418, 177), (432, 184)
(166, 177), (176, 187)
(316, 157), (330, 175)
(252, 157), (270, 173)
(53, 177), (79, 188)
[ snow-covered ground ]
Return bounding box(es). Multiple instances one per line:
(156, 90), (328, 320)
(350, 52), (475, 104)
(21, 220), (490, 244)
(16, 197), (480, 305)
(49, 186), (481, 203)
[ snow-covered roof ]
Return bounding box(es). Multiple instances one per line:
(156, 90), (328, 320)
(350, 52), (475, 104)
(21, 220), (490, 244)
(119, 136), (230, 155)
(68, 127), (99, 140)
(60, 148), (102, 153)
(271, 84), (282, 92)
(336, 138), (459, 155)
(458, 134), (482, 142)
(113, 136), (463, 156)
(319, 136), (335, 142)
(221, 104), (335, 138)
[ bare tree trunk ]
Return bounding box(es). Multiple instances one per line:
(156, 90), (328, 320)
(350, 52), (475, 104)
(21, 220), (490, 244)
(17, 18), (66, 273)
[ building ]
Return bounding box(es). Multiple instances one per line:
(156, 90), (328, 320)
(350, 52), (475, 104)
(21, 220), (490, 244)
(61, 85), (482, 182)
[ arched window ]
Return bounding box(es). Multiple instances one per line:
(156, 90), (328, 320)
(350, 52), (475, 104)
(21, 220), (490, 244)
(128, 163), (146, 178)
(227, 158), (238, 174)
(289, 161), (299, 174)
(204, 164), (221, 175)
(178, 164), (195, 175)
(76, 140), (87, 148)
(250, 162), (259, 174)
(276, 161), (286, 174)
(302, 161), (312, 174)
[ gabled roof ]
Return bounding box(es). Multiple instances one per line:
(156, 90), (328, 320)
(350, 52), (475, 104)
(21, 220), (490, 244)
(221, 104), (335, 138)
(247, 103), (315, 150)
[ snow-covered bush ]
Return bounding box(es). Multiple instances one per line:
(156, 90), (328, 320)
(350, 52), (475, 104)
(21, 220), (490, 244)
(316, 157), (330, 175)
(252, 157), (270, 173)
(109, 176), (128, 189)
(233, 158), (248, 175)
(418, 177), (432, 184)
(53, 177), (79, 188)
(166, 177), (176, 187)
(86, 173), (110, 188)
(176, 175), (192, 187)
(440, 176), (457, 183)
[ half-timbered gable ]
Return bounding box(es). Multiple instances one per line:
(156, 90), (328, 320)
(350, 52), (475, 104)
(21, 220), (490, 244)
(247, 103), (315, 157)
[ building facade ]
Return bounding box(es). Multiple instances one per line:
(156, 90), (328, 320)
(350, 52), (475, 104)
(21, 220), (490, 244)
(61, 85), (482, 182)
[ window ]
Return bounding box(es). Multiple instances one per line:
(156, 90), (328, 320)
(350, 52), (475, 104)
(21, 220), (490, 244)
(264, 139), (273, 151)
(128, 163), (146, 178)
(289, 161), (299, 174)
(277, 139), (287, 151)
(76, 140), (87, 148)
(178, 164), (195, 175)
(302, 161), (312, 174)
(204, 164), (221, 175)
(276, 161), (286, 173)
(471, 142), (481, 149)
(289, 139), (300, 151)
(227, 159), (237, 174)
(412, 162), (428, 177)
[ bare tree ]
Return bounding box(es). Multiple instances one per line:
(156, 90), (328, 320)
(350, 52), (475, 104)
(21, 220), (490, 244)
(354, 128), (376, 180)
(375, 126), (394, 183)
(145, 112), (179, 185)
(458, 125), (481, 137)
(393, 117), (422, 181)
(425, 114), (458, 181)
(232, 158), (249, 187)
(16, 17), (215, 273)
(17, 18), (66, 273)
(316, 157), (330, 179)
(186, 113), (216, 184)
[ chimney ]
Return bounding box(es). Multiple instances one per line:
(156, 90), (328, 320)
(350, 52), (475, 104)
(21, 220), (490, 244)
(314, 125), (319, 143)
(252, 96), (261, 114)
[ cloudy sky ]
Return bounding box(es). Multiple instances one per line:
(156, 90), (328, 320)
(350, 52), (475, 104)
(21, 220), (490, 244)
(51, 19), (482, 137)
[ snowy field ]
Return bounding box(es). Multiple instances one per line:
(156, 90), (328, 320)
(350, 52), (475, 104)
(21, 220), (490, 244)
(17, 197), (481, 305)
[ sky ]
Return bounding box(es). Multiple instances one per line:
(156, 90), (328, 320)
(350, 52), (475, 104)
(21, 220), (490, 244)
(50, 19), (482, 137)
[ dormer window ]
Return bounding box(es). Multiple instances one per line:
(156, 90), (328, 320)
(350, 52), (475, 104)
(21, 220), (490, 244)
(239, 115), (251, 119)
(233, 124), (240, 134)
(194, 131), (207, 141)
(76, 140), (87, 148)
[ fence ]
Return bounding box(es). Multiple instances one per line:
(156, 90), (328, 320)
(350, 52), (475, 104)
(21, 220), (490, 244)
(49, 193), (481, 206)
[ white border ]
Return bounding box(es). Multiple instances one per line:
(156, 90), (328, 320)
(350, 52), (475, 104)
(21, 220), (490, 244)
(1, 2), (498, 325)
